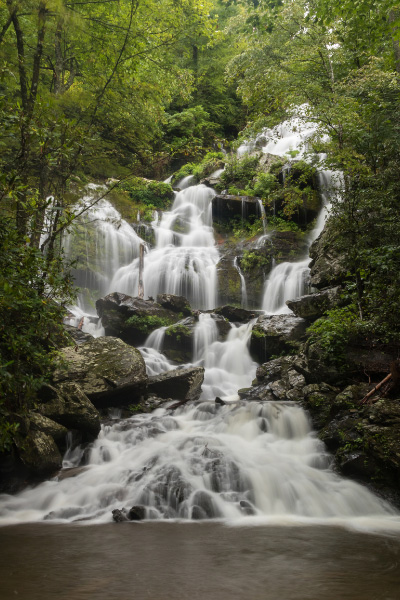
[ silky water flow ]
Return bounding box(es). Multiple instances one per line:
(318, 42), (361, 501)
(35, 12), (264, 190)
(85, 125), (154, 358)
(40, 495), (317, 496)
(1, 124), (399, 531)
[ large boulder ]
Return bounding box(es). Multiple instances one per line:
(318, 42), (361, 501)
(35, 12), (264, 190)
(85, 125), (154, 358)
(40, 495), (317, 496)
(38, 382), (101, 439)
(250, 314), (307, 363)
(17, 431), (62, 477)
(286, 286), (343, 320)
(147, 366), (204, 401)
(29, 412), (68, 446)
(54, 336), (147, 408)
(95, 293), (187, 345)
(156, 294), (192, 316)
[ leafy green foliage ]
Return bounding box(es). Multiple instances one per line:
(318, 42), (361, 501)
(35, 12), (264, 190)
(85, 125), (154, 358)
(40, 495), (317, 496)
(307, 306), (357, 367)
(239, 251), (270, 272)
(121, 179), (174, 210)
(0, 215), (75, 447)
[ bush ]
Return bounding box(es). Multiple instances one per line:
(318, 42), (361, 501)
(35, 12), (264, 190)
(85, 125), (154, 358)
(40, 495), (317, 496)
(307, 305), (357, 367)
(0, 217), (74, 450)
(121, 178), (174, 210)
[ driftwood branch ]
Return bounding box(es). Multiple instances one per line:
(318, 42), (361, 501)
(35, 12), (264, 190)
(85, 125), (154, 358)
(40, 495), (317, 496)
(360, 374), (392, 405)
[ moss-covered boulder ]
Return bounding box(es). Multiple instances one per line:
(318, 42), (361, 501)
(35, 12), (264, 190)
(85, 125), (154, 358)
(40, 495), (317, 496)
(54, 337), (147, 408)
(96, 292), (185, 345)
(163, 317), (196, 362)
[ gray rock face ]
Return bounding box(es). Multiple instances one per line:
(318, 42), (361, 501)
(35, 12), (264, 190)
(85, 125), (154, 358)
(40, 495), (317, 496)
(18, 431), (62, 476)
(63, 324), (95, 345)
(55, 336), (147, 408)
(309, 224), (346, 289)
(39, 382), (101, 439)
(147, 366), (205, 401)
(95, 292), (181, 345)
(286, 286), (343, 320)
(250, 315), (307, 363)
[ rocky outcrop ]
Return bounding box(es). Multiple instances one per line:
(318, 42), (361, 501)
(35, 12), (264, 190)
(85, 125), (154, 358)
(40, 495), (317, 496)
(54, 336), (147, 408)
(250, 314), (307, 363)
(286, 286), (343, 320)
(309, 223), (346, 289)
(95, 293), (187, 346)
(216, 254), (242, 306)
(156, 293), (192, 316)
(29, 412), (68, 445)
(147, 366), (204, 401)
(38, 382), (101, 439)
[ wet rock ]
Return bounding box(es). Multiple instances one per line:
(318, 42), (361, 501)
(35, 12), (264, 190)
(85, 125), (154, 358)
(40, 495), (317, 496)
(112, 508), (129, 522)
(209, 313), (232, 340)
(215, 397), (226, 406)
(240, 500), (256, 515)
(29, 412), (68, 446)
(214, 305), (259, 323)
(163, 317), (196, 362)
(147, 366), (204, 401)
(216, 255), (242, 306)
(250, 315), (307, 363)
(17, 431), (62, 476)
(286, 287), (343, 321)
(128, 505), (146, 521)
(38, 382), (101, 440)
(190, 490), (220, 519)
(95, 292), (180, 345)
(63, 324), (94, 345)
(54, 336), (147, 408)
(156, 294), (192, 316)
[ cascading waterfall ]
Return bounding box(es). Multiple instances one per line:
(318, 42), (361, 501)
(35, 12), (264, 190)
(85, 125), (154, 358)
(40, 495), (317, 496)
(2, 120), (399, 530)
(107, 184), (219, 310)
(0, 398), (398, 527)
(64, 188), (145, 316)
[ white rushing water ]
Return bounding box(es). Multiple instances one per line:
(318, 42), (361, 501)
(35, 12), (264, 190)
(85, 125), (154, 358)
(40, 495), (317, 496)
(1, 399), (398, 529)
(2, 119), (398, 531)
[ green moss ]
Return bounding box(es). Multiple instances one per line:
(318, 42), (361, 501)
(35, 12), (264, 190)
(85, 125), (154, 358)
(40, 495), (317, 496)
(252, 328), (266, 339)
(240, 251), (271, 273)
(125, 314), (173, 334)
(165, 324), (191, 338)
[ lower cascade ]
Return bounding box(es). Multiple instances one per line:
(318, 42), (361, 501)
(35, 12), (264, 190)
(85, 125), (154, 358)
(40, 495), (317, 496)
(0, 399), (397, 525)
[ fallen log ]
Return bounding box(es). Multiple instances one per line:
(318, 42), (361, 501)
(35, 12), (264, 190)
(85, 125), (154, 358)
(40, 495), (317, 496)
(360, 373), (392, 405)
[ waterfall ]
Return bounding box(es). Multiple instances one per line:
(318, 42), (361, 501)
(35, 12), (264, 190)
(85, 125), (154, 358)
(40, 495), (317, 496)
(64, 191), (145, 315)
(3, 118), (398, 531)
(108, 185), (219, 310)
(1, 398), (398, 526)
(257, 198), (267, 233)
(233, 257), (248, 308)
